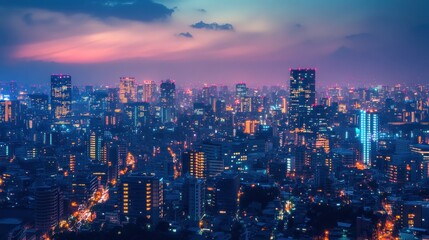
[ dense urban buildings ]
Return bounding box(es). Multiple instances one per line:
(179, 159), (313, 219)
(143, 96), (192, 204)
(0, 0), (428, 239)
(50, 74), (72, 119)
(288, 69), (316, 131)
(1, 74), (429, 239)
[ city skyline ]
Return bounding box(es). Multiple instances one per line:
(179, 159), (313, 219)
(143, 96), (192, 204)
(0, 0), (429, 86)
(1, 1), (429, 240)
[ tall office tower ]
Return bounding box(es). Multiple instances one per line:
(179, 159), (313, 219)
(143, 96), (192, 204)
(294, 145), (307, 175)
(34, 184), (63, 232)
(9, 81), (18, 100)
(214, 173), (239, 216)
(107, 88), (120, 112)
(119, 173), (164, 222)
(68, 154), (76, 173)
(0, 100), (17, 123)
(143, 80), (157, 103)
(159, 79), (176, 123)
(88, 131), (103, 161)
(288, 69), (316, 131)
(101, 141), (119, 182)
(137, 85), (144, 102)
(182, 150), (206, 179)
(183, 177), (205, 222)
(201, 85), (210, 104)
(119, 77), (137, 103)
(235, 83), (248, 98)
(359, 110), (379, 167)
(240, 96), (252, 112)
(51, 74), (72, 119)
(201, 142), (224, 177)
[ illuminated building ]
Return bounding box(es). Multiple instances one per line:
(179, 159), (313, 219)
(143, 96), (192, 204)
(88, 131), (103, 162)
(201, 142), (224, 177)
(399, 201), (429, 230)
(288, 69), (316, 131)
(244, 120), (259, 134)
(183, 177), (205, 222)
(124, 102), (150, 127)
(281, 97), (287, 114)
(51, 74), (72, 119)
(159, 79), (176, 123)
(90, 90), (108, 116)
(137, 84), (144, 102)
(410, 144), (429, 179)
(120, 173), (164, 222)
(315, 135), (330, 153)
(240, 96), (253, 112)
(235, 83), (247, 98)
(0, 100), (18, 123)
(294, 145), (307, 175)
(101, 142), (119, 182)
(71, 175), (98, 203)
(331, 148), (356, 168)
(182, 150), (206, 179)
(359, 110), (379, 166)
(143, 80), (157, 103)
(107, 88), (120, 111)
(28, 94), (49, 113)
(223, 140), (249, 171)
(309, 105), (329, 134)
(119, 77), (137, 103)
(34, 184), (63, 232)
(68, 154), (76, 173)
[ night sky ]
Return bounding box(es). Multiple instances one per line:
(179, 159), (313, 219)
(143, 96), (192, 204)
(0, 0), (428, 87)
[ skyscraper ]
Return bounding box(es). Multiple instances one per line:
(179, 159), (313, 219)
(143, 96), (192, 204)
(51, 74), (72, 119)
(143, 80), (157, 103)
(120, 173), (164, 222)
(119, 77), (137, 103)
(214, 173), (239, 216)
(88, 130), (103, 162)
(159, 79), (176, 123)
(0, 100), (14, 123)
(288, 69), (316, 131)
(34, 184), (63, 232)
(9, 81), (17, 100)
(235, 83), (247, 98)
(183, 177), (205, 222)
(182, 150), (206, 179)
(359, 110), (379, 166)
(201, 141), (224, 177)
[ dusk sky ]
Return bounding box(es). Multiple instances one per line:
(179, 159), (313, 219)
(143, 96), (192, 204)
(0, 0), (428, 87)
